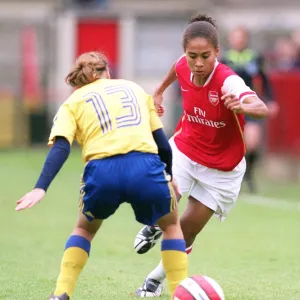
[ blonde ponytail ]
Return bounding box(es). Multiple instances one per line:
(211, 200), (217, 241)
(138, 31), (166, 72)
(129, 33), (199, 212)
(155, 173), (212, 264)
(65, 52), (109, 88)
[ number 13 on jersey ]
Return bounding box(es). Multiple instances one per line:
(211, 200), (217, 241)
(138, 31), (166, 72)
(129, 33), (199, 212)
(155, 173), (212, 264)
(85, 85), (142, 133)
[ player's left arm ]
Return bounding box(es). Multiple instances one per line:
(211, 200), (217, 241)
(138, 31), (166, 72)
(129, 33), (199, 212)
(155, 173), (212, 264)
(221, 75), (268, 119)
(16, 103), (76, 211)
(238, 95), (268, 119)
(34, 137), (71, 192)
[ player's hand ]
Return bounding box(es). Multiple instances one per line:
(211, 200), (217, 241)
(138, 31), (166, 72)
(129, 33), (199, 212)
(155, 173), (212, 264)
(171, 179), (180, 200)
(157, 105), (165, 117)
(16, 188), (46, 211)
(221, 92), (244, 114)
(153, 91), (163, 109)
(267, 101), (279, 119)
(153, 89), (166, 117)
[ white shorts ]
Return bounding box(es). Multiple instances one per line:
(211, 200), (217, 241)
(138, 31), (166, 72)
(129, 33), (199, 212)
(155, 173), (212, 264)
(169, 138), (246, 221)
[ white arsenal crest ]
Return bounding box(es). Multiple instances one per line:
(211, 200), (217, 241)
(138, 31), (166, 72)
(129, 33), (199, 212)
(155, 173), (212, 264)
(208, 91), (219, 106)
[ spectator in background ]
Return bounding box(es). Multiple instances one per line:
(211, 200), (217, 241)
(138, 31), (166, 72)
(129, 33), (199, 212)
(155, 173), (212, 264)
(72, 0), (108, 8)
(290, 30), (300, 68)
(222, 26), (279, 193)
(274, 37), (299, 70)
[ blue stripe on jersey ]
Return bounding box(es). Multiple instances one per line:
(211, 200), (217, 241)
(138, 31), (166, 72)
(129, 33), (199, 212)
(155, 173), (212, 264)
(86, 97), (105, 133)
(85, 92), (112, 133)
(95, 93), (112, 132)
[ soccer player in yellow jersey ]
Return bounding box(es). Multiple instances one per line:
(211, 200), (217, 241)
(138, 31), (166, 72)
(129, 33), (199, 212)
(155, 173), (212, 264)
(15, 52), (187, 300)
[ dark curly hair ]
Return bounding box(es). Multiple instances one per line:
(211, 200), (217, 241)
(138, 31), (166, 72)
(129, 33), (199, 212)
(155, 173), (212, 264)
(183, 14), (219, 49)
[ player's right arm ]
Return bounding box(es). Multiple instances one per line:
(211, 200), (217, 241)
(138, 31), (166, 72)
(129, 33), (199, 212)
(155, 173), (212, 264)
(153, 60), (178, 109)
(221, 75), (268, 119)
(16, 102), (76, 211)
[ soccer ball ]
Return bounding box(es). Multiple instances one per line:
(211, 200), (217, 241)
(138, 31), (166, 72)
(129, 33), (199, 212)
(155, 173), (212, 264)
(174, 275), (225, 300)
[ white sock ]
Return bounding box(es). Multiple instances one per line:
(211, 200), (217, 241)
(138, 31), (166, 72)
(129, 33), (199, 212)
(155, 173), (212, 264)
(147, 260), (166, 282)
(148, 245), (193, 283)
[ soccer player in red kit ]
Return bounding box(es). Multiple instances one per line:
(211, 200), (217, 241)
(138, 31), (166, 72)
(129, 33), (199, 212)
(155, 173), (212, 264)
(134, 14), (268, 297)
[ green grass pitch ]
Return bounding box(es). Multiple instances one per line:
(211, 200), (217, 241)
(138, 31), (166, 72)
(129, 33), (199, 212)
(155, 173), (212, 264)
(0, 149), (300, 300)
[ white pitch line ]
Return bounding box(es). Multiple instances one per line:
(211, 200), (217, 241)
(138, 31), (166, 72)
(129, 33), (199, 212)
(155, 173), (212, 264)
(241, 193), (300, 212)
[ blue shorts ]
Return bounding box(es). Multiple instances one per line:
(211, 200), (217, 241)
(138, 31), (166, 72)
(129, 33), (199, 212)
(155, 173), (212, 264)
(79, 151), (176, 226)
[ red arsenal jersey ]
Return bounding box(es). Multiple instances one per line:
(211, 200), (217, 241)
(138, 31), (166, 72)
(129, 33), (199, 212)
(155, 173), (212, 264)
(174, 56), (256, 171)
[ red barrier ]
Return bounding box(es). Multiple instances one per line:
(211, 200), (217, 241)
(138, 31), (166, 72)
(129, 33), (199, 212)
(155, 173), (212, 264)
(77, 19), (119, 73)
(267, 72), (300, 156)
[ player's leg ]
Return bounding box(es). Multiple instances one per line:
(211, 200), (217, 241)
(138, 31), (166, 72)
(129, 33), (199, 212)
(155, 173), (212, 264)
(138, 194), (214, 296)
(128, 153), (188, 298)
(136, 158), (246, 298)
(156, 207), (188, 298)
(134, 137), (193, 254)
(136, 207), (188, 299)
(181, 194), (215, 247)
(136, 183), (236, 298)
(50, 212), (103, 300)
(180, 158), (246, 248)
(50, 159), (122, 299)
(244, 121), (262, 193)
(134, 199), (188, 299)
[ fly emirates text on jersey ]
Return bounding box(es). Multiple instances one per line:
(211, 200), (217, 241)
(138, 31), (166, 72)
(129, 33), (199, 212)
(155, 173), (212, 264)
(185, 106), (226, 128)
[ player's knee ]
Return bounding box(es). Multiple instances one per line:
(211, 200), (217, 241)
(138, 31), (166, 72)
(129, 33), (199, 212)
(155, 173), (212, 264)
(74, 216), (102, 241)
(161, 223), (183, 240)
(157, 209), (183, 240)
(72, 228), (94, 241)
(157, 209), (179, 229)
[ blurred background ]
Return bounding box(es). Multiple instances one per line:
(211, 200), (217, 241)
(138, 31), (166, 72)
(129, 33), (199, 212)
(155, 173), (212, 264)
(0, 0), (300, 185)
(1, 3), (300, 298)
